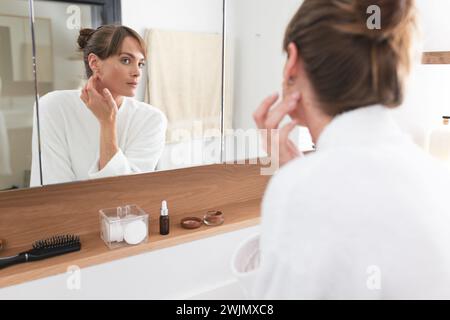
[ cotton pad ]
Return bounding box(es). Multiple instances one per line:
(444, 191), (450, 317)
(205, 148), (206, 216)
(103, 219), (124, 242)
(123, 220), (147, 245)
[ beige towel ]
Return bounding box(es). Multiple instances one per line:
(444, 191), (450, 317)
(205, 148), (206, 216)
(145, 29), (226, 143)
(0, 111), (12, 175)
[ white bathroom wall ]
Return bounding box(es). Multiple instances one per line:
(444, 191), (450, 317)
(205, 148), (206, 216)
(225, 0), (450, 159)
(417, 0), (450, 51)
(384, 0), (450, 148)
(225, 0), (301, 132)
(224, 0), (313, 161)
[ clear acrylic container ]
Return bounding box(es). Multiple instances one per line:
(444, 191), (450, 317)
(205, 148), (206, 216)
(100, 204), (149, 249)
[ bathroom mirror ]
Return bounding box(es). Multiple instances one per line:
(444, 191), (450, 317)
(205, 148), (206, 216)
(223, 0), (450, 165)
(0, 0), (37, 191)
(30, 0), (226, 187)
(222, 0), (311, 166)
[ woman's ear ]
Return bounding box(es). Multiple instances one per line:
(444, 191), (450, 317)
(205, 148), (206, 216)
(282, 42), (301, 99)
(283, 42), (300, 87)
(88, 53), (101, 77)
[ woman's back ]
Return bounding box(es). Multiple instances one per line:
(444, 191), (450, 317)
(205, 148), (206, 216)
(256, 105), (450, 299)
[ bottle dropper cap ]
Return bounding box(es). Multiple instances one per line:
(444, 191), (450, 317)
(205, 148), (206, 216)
(161, 200), (168, 216)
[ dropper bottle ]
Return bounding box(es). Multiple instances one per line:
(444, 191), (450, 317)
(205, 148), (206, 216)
(159, 200), (169, 235)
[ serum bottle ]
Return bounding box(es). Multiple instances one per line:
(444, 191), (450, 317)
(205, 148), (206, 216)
(159, 200), (169, 235)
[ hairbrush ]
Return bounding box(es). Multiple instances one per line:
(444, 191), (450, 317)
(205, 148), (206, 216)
(0, 234), (81, 269)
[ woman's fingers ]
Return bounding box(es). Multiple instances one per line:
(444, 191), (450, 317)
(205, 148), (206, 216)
(279, 120), (299, 153)
(92, 74), (104, 94)
(265, 92), (300, 129)
(85, 77), (95, 97)
(80, 86), (88, 105)
(86, 76), (103, 100)
(102, 88), (115, 108)
(253, 90), (302, 166)
(279, 119), (299, 145)
(287, 139), (301, 158)
(253, 93), (279, 129)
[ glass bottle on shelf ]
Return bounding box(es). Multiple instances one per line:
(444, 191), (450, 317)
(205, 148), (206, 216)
(427, 116), (450, 162)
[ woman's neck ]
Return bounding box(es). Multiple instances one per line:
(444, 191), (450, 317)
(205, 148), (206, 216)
(303, 101), (333, 144)
(112, 93), (124, 109)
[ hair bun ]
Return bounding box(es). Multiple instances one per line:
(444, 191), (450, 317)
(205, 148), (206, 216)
(335, 0), (415, 43)
(361, 0), (414, 41)
(77, 28), (95, 49)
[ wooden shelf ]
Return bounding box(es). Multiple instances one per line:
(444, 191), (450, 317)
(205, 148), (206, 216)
(0, 198), (261, 288)
(422, 51), (450, 64)
(0, 162), (270, 288)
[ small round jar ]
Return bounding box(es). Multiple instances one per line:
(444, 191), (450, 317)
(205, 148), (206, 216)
(180, 217), (203, 229)
(203, 210), (224, 226)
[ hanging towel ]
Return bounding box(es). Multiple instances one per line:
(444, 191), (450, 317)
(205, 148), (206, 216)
(0, 110), (12, 175)
(144, 29), (226, 143)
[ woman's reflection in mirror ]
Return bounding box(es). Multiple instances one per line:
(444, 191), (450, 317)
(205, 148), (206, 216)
(30, 25), (167, 186)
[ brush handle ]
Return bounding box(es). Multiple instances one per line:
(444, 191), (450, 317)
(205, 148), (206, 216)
(0, 253), (27, 269)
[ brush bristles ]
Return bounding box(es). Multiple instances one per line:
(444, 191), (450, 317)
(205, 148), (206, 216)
(32, 234), (80, 250)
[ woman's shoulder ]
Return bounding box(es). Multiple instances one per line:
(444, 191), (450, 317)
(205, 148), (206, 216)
(125, 98), (168, 124)
(263, 151), (330, 206)
(40, 89), (81, 100)
(39, 89), (82, 111)
(269, 153), (319, 186)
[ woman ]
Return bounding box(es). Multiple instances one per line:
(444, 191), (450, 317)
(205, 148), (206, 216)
(30, 25), (167, 186)
(233, 0), (450, 299)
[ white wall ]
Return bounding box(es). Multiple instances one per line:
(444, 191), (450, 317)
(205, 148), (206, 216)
(226, 0), (301, 131)
(399, 1), (450, 147)
(225, 0), (313, 158)
(417, 0), (450, 51)
(122, 0), (223, 102)
(226, 0), (450, 157)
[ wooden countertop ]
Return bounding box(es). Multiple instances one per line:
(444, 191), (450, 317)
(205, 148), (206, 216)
(0, 162), (270, 288)
(0, 198), (261, 288)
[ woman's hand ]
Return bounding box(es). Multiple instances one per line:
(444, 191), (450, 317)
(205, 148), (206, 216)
(80, 75), (118, 126)
(80, 75), (119, 170)
(253, 92), (302, 167)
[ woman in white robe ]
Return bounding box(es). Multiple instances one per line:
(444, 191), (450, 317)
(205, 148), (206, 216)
(30, 25), (167, 186)
(232, 0), (450, 299)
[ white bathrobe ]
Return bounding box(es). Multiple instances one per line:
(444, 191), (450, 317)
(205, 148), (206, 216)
(232, 105), (450, 299)
(30, 90), (167, 186)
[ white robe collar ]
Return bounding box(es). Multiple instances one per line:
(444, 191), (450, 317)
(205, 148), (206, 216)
(315, 104), (408, 151)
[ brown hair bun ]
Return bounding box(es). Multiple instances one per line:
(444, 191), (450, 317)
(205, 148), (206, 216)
(77, 28), (96, 50)
(335, 0), (416, 43)
(283, 0), (417, 115)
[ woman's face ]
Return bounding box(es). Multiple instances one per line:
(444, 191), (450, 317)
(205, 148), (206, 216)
(93, 36), (146, 97)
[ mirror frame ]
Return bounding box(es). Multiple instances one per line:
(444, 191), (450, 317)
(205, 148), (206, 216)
(40, 0), (122, 24)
